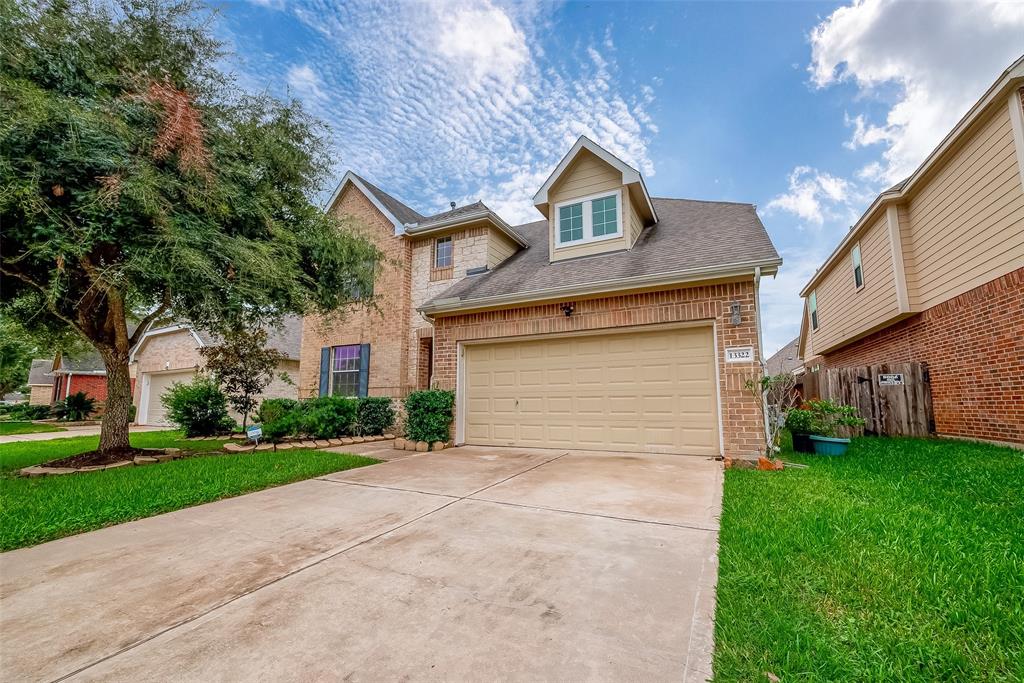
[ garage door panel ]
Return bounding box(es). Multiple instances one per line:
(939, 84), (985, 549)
(144, 370), (196, 426)
(464, 326), (720, 455)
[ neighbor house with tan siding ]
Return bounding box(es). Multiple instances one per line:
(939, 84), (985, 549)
(798, 56), (1024, 446)
(301, 136), (782, 458)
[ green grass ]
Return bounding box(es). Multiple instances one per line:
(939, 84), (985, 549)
(0, 431), (378, 551)
(714, 435), (1024, 681)
(0, 421), (66, 436)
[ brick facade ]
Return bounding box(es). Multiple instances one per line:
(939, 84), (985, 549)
(431, 280), (767, 458)
(299, 184), (414, 398)
(822, 268), (1024, 445)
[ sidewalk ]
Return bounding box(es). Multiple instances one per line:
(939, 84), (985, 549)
(0, 424), (166, 445)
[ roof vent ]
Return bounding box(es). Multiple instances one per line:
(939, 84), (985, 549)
(450, 201), (456, 210)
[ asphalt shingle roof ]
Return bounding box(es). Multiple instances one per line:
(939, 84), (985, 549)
(28, 359), (53, 385)
(428, 197), (780, 305)
(192, 316), (302, 360)
(766, 337), (802, 376)
(351, 173), (425, 226)
(410, 201), (488, 229)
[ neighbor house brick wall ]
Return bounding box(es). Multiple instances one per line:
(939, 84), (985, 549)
(432, 279), (766, 458)
(29, 385), (52, 405)
(299, 184), (413, 398)
(131, 330), (204, 408)
(822, 267), (1024, 445)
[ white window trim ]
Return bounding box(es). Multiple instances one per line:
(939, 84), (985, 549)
(851, 242), (865, 291)
(553, 188), (623, 248)
(434, 235), (453, 269)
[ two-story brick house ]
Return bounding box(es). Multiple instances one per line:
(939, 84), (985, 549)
(302, 136), (781, 458)
(799, 57), (1024, 447)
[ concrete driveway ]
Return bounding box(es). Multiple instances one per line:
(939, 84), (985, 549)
(0, 446), (723, 682)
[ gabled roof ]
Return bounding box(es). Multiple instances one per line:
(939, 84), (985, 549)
(54, 351), (106, 374)
(800, 54), (1024, 297)
(421, 197), (780, 314)
(324, 171), (424, 234)
(130, 316), (303, 363)
(28, 359), (54, 385)
(766, 337), (803, 376)
(532, 136), (658, 223)
(404, 200), (529, 246)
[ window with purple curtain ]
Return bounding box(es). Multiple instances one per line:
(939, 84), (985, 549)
(331, 345), (361, 397)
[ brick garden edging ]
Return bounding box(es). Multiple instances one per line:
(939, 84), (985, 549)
(20, 448), (183, 477)
(222, 434), (396, 453)
(392, 438), (451, 452)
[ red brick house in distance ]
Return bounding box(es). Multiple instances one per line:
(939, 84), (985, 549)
(301, 136), (782, 459)
(799, 57), (1024, 447)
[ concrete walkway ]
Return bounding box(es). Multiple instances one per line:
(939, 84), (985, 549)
(0, 424), (166, 445)
(0, 446), (723, 682)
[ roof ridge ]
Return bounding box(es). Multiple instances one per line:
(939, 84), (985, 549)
(649, 196), (754, 207)
(349, 172), (425, 223)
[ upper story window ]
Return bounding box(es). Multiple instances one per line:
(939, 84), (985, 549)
(555, 190), (622, 247)
(809, 290), (818, 330)
(852, 243), (864, 289)
(434, 236), (453, 268)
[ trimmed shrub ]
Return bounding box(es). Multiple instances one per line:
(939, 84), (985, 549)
(357, 397), (395, 436)
(256, 398), (301, 442)
(52, 392), (96, 421)
(300, 396), (358, 439)
(161, 376), (234, 437)
(6, 403), (52, 421)
(404, 390), (454, 444)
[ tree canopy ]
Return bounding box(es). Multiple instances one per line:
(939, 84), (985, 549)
(0, 0), (381, 452)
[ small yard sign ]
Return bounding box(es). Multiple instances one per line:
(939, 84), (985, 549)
(246, 424), (263, 442)
(878, 373), (904, 386)
(725, 347), (754, 363)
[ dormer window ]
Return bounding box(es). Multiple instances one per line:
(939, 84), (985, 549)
(554, 190), (622, 247)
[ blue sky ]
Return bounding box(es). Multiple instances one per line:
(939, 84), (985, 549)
(213, 0), (1023, 355)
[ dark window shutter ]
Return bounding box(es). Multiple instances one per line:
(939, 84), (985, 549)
(319, 347), (331, 397)
(358, 344), (370, 398)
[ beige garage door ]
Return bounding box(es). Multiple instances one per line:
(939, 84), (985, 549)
(464, 325), (720, 455)
(144, 371), (195, 426)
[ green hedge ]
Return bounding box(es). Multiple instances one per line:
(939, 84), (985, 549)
(161, 376), (234, 437)
(256, 396), (395, 441)
(404, 390), (454, 444)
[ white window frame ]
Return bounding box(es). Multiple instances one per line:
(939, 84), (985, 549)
(809, 290), (818, 331)
(434, 236), (453, 268)
(851, 242), (864, 290)
(553, 189), (623, 248)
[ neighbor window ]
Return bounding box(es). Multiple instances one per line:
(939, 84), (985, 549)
(852, 243), (864, 289)
(331, 345), (361, 397)
(555, 191), (622, 246)
(434, 236), (453, 268)
(559, 203), (584, 243)
(809, 291), (818, 330)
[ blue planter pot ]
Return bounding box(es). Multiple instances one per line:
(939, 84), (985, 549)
(809, 435), (851, 456)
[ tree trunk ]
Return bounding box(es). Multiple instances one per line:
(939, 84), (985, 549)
(98, 348), (133, 453)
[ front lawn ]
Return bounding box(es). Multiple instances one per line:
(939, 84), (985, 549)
(0, 431), (378, 551)
(714, 436), (1024, 681)
(0, 421), (66, 436)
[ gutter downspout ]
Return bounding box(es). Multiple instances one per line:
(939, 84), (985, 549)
(754, 266), (772, 453)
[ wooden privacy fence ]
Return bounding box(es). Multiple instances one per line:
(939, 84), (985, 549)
(820, 362), (934, 437)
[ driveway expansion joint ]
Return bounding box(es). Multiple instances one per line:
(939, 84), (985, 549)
(50, 450), (572, 683)
(467, 496), (719, 532)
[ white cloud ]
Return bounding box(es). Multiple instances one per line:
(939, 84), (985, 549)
(286, 64), (325, 100)
(765, 166), (853, 226)
(810, 0), (1024, 183)
(225, 0), (658, 223)
(764, 1), (1022, 354)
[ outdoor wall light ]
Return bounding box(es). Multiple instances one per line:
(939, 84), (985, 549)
(730, 302), (742, 325)
(561, 302), (575, 317)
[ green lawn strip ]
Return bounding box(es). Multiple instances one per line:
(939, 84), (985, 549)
(713, 436), (1024, 681)
(0, 422), (66, 436)
(0, 449), (378, 551)
(0, 430), (232, 473)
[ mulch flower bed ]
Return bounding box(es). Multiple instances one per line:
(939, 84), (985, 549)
(20, 448), (184, 477)
(43, 447), (148, 469)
